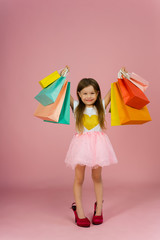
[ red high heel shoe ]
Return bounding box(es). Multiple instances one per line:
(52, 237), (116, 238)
(92, 201), (104, 225)
(71, 202), (90, 227)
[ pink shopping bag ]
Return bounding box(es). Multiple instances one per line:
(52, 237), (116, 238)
(129, 72), (149, 92)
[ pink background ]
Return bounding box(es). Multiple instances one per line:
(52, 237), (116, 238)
(1, 0), (160, 189)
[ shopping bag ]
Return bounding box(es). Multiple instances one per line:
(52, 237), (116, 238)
(34, 80), (68, 122)
(111, 83), (121, 126)
(39, 71), (61, 88)
(35, 76), (66, 106)
(118, 77), (150, 109)
(119, 69), (149, 92)
(113, 82), (151, 125)
(129, 72), (149, 92)
(44, 82), (70, 125)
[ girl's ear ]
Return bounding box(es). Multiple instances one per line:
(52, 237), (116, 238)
(78, 91), (81, 98)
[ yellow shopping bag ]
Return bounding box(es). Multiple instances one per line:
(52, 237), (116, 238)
(111, 83), (121, 126)
(39, 71), (61, 88)
(112, 82), (151, 125)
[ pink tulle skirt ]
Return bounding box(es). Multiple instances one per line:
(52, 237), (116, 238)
(64, 131), (118, 170)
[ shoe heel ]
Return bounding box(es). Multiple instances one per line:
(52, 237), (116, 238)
(71, 205), (76, 211)
(71, 203), (77, 222)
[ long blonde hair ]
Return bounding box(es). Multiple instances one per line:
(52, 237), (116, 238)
(75, 78), (107, 134)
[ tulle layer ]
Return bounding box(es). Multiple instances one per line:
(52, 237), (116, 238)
(64, 131), (118, 170)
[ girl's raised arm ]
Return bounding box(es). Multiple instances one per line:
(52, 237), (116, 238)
(60, 65), (74, 109)
(70, 95), (74, 111)
(103, 89), (111, 109)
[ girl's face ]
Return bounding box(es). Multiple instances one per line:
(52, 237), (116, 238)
(78, 85), (99, 107)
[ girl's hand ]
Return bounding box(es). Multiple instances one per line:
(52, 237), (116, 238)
(65, 65), (70, 72)
(120, 67), (128, 73)
(60, 65), (70, 76)
(120, 67), (130, 79)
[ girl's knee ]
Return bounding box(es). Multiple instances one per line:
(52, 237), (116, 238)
(74, 164), (86, 184)
(92, 174), (102, 183)
(75, 175), (84, 185)
(92, 167), (102, 183)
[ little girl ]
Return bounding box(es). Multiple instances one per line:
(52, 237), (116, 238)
(61, 66), (118, 227)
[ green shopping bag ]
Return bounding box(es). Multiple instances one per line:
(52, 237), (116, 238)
(44, 82), (70, 125)
(35, 76), (66, 106)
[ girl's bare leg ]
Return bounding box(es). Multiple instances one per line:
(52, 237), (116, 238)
(92, 166), (103, 215)
(73, 164), (86, 218)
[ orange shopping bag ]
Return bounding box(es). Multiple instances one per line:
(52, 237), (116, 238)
(113, 82), (151, 125)
(118, 77), (150, 109)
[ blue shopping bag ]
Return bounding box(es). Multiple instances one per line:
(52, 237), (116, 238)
(35, 76), (66, 106)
